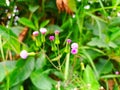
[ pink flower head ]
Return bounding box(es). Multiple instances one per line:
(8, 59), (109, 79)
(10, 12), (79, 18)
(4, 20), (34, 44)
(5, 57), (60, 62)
(71, 48), (78, 54)
(55, 30), (60, 35)
(49, 35), (54, 41)
(66, 39), (71, 44)
(40, 28), (47, 34)
(71, 43), (78, 49)
(115, 71), (119, 75)
(20, 50), (28, 59)
(33, 31), (39, 36)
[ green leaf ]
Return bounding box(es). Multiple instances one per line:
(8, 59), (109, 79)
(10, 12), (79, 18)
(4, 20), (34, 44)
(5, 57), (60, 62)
(30, 70), (53, 90)
(0, 26), (20, 53)
(109, 17), (120, 27)
(35, 51), (46, 70)
(18, 17), (36, 30)
(40, 20), (50, 28)
(83, 65), (100, 90)
(9, 57), (35, 87)
(29, 5), (39, 13)
(0, 61), (16, 82)
(110, 29), (120, 41)
(0, 0), (6, 6)
(87, 37), (107, 48)
(10, 26), (25, 37)
(108, 41), (117, 48)
(0, 25), (17, 39)
(112, 0), (120, 6)
(96, 59), (113, 75)
(47, 25), (63, 34)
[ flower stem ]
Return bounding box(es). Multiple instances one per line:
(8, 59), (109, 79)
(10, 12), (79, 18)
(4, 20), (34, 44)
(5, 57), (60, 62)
(64, 53), (70, 81)
(0, 35), (5, 61)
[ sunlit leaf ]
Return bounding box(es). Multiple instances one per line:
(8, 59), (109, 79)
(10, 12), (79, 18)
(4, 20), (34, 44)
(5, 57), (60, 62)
(18, 17), (36, 30)
(83, 65), (100, 90)
(87, 37), (107, 48)
(40, 20), (50, 28)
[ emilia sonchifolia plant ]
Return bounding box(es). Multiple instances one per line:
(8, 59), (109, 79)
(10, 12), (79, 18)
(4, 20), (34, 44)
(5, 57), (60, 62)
(19, 27), (86, 89)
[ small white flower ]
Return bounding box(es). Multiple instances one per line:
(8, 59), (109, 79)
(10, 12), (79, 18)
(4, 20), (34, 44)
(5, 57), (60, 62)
(117, 12), (120, 17)
(72, 14), (76, 18)
(100, 86), (104, 90)
(71, 43), (78, 49)
(77, 0), (81, 2)
(40, 28), (47, 34)
(20, 50), (28, 59)
(6, 0), (10, 6)
(84, 5), (90, 10)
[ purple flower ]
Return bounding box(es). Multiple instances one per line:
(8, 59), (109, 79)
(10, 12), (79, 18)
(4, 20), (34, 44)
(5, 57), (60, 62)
(20, 50), (28, 59)
(71, 43), (78, 49)
(71, 48), (78, 54)
(40, 28), (47, 34)
(55, 30), (60, 35)
(66, 39), (71, 44)
(49, 36), (54, 41)
(33, 31), (39, 36)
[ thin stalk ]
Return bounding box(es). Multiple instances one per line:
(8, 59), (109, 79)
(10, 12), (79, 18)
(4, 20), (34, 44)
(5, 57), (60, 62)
(96, 19), (102, 39)
(45, 54), (59, 70)
(98, 0), (107, 16)
(82, 49), (99, 79)
(42, 0), (45, 12)
(64, 53), (70, 81)
(57, 44), (61, 70)
(0, 35), (5, 61)
(6, 75), (10, 90)
(91, 6), (120, 13)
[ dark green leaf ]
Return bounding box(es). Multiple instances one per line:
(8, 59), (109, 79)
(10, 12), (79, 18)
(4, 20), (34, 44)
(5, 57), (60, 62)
(96, 59), (113, 75)
(31, 70), (53, 90)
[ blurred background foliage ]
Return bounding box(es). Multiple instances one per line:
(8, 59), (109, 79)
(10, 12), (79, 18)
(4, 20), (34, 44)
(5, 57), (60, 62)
(0, 0), (120, 90)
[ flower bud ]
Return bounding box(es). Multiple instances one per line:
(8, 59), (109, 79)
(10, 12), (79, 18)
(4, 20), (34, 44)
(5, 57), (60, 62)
(20, 50), (28, 59)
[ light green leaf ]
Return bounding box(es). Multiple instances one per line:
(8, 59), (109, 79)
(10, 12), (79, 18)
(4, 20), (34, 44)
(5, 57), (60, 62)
(29, 5), (39, 13)
(40, 20), (50, 28)
(35, 51), (46, 70)
(9, 57), (35, 87)
(0, 61), (16, 82)
(18, 17), (36, 30)
(110, 29), (120, 41)
(83, 65), (100, 90)
(87, 37), (107, 48)
(109, 17), (120, 27)
(0, 26), (20, 53)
